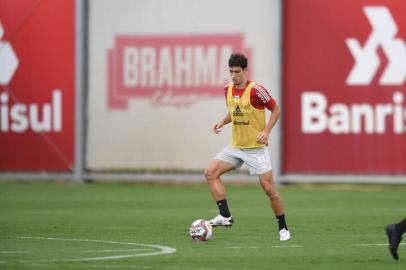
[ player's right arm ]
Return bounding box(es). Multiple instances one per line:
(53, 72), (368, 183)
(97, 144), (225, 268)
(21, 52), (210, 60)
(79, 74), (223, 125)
(212, 113), (231, 134)
(213, 84), (232, 134)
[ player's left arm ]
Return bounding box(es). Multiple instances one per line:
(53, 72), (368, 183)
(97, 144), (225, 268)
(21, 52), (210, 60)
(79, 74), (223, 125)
(253, 85), (280, 144)
(256, 105), (280, 144)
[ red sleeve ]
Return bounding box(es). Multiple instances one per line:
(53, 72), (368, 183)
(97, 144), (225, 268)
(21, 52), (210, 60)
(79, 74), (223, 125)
(250, 84), (276, 110)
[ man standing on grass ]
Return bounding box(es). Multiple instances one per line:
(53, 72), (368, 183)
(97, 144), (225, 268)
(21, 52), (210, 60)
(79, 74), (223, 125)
(204, 53), (290, 241)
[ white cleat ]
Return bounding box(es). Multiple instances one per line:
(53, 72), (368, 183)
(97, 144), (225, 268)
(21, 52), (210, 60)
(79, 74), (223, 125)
(209, 214), (234, 227)
(279, 228), (291, 241)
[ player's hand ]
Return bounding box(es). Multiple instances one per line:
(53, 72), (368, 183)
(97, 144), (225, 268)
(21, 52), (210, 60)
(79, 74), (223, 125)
(256, 131), (269, 144)
(212, 122), (224, 134)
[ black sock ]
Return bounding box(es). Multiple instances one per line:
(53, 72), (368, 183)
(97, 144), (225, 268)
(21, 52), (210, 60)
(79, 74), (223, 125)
(216, 199), (231, 218)
(276, 214), (288, 230)
(395, 218), (406, 235)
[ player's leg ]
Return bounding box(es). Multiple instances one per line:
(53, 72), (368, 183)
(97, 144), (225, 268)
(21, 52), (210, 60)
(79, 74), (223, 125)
(258, 171), (284, 215)
(241, 146), (290, 240)
(395, 217), (406, 235)
(204, 159), (235, 227)
(258, 171), (290, 241)
(386, 217), (406, 260)
(205, 159), (234, 201)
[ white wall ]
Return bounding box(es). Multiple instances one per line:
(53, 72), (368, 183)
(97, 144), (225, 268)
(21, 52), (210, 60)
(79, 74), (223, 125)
(86, 0), (282, 174)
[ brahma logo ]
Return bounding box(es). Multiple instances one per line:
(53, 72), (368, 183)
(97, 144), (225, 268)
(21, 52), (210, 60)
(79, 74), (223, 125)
(107, 34), (251, 109)
(301, 6), (406, 135)
(346, 7), (406, 85)
(0, 22), (19, 86)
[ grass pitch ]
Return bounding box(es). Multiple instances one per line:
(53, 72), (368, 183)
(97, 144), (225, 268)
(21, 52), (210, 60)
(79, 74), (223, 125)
(0, 181), (405, 270)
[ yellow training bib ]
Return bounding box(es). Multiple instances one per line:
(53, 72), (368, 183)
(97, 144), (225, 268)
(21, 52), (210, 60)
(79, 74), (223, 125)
(226, 82), (266, 148)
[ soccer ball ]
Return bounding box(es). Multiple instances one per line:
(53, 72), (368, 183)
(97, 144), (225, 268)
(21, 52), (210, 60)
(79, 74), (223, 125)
(189, 219), (212, 241)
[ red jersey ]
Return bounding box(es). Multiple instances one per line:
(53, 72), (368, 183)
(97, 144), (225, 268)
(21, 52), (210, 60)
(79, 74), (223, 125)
(223, 80), (277, 110)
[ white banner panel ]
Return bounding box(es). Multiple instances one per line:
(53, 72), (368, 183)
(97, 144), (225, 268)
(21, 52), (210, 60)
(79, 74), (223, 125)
(87, 0), (280, 171)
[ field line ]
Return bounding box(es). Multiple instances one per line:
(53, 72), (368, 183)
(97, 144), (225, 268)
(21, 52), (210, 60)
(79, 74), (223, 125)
(352, 243), (405, 247)
(83, 249), (155, 253)
(226, 245), (301, 249)
(9, 236), (176, 261)
(21, 263), (267, 270)
(28, 263), (152, 269)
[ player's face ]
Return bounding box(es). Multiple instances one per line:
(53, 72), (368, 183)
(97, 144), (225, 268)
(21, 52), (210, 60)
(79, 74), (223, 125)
(229, 66), (247, 87)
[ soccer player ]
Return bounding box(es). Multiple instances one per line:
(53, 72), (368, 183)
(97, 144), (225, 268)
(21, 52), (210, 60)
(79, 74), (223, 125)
(204, 53), (290, 241)
(386, 217), (406, 260)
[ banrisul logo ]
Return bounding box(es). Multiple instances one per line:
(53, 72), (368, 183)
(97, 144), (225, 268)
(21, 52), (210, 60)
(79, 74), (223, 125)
(107, 34), (251, 109)
(301, 6), (406, 135)
(0, 22), (19, 86)
(346, 7), (406, 85)
(0, 22), (62, 133)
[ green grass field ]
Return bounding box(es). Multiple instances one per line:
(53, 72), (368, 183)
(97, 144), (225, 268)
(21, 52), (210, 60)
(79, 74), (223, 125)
(0, 181), (405, 270)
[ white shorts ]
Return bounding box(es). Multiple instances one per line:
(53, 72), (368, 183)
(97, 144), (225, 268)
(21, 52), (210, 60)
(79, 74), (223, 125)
(214, 145), (272, 175)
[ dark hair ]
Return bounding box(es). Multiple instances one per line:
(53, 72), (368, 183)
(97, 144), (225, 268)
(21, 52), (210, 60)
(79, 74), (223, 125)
(228, 53), (248, 69)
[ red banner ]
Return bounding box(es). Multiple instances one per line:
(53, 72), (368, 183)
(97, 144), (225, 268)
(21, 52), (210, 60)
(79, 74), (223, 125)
(0, 0), (75, 171)
(283, 0), (406, 174)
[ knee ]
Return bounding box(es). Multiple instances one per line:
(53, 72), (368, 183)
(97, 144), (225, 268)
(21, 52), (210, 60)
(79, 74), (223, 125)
(204, 167), (218, 181)
(204, 168), (214, 180)
(261, 183), (280, 200)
